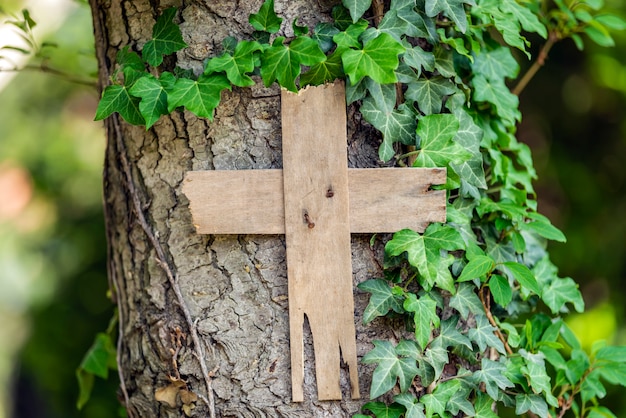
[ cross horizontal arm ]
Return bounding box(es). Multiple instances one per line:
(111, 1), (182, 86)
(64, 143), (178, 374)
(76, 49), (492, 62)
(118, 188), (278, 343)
(183, 167), (446, 235)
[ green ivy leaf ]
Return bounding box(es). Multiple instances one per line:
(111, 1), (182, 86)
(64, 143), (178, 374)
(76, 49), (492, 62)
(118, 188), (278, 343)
(312, 22), (340, 53)
(587, 406), (618, 418)
(362, 401), (405, 418)
(95, 84), (144, 125)
(300, 47), (345, 86)
(261, 36), (326, 92)
(380, 0), (438, 41)
(394, 393), (426, 418)
(342, 0), (372, 23)
(128, 74), (170, 129)
(542, 277), (584, 314)
(501, 261), (541, 296)
(450, 283), (484, 320)
(520, 219), (566, 243)
(414, 114), (472, 172)
(489, 274), (512, 307)
(358, 279), (405, 324)
(432, 316), (472, 351)
(472, 357), (514, 400)
(342, 32), (405, 85)
(362, 340), (420, 398)
(447, 383), (476, 416)
(520, 349), (559, 407)
(425, 0), (475, 33)
(333, 20), (368, 50)
(471, 45), (519, 82)
(249, 0), (283, 33)
(76, 333), (116, 409)
(405, 76), (457, 115)
(472, 75), (520, 126)
(142, 8), (187, 67)
(469, 315), (507, 355)
(204, 40), (262, 87)
(515, 394), (549, 418)
(474, 392), (498, 418)
(500, 0), (548, 38)
(361, 98), (417, 162)
(404, 293), (439, 350)
(167, 74), (231, 120)
(458, 255), (495, 282)
(423, 346), (449, 382)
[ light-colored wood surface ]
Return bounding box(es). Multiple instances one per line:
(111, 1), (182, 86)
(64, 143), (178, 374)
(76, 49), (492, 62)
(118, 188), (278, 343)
(184, 168), (446, 235)
(281, 81), (359, 401)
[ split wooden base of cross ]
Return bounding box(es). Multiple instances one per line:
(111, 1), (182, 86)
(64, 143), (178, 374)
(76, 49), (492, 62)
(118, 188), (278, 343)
(183, 81), (446, 402)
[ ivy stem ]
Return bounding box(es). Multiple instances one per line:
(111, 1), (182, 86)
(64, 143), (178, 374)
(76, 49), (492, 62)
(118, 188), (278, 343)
(479, 286), (514, 355)
(512, 31), (559, 96)
(397, 150), (420, 160)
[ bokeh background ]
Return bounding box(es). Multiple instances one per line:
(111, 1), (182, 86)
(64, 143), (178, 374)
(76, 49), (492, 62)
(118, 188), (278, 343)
(0, 0), (624, 417)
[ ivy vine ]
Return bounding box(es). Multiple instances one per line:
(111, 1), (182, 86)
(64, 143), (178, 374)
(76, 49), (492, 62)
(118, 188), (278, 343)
(93, 0), (626, 417)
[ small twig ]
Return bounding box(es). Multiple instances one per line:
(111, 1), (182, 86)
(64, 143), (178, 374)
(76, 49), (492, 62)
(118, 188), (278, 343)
(479, 287), (513, 355)
(372, 0), (384, 26)
(512, 31), (559, 96)
(0, 63), (98, 88)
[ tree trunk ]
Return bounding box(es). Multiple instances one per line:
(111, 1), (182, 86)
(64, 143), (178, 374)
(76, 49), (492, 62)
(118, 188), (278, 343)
(90, 1), (395, 416)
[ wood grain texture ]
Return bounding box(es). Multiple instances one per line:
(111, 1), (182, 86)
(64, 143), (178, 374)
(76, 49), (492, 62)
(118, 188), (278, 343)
(281, 81), (359, 402)
(183, 168), (446, 234)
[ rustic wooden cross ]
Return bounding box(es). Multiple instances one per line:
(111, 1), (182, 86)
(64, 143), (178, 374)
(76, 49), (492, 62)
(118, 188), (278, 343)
(182, 81), (446, 402)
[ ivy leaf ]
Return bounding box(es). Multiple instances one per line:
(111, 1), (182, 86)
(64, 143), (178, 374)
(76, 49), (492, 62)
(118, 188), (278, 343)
(541, 277), (584, 314)
(450, 283), (483, 320)
(362, 401), (405, 418)
(469, 315), (507, 355)
(519, 219), (567, 243)
(423, 346), (449, 382)
(333, 20), (368, 50)
(300, 47), (345, 87)
(312, 22), (340, 53)
(142, 8), (187, 67)
(76, 333), (116, 409)
(414, 113), (472, 171)
(472, 74), (520, 126)
(361, 98), (417, 162)
(394, 393), (426, 418)
(474, 392), (498, 418)
(501, 261), (541, 296)
(489, 274), (512, 307)
(249, 0), (283, 33)
(515, 394), (549, 418)
(167, 74), (231, 120)
(405, 76), (457, 115)
(127, 74), (171, 129)
(586, 407), (618, 418)
(472, 358), (514, 400)
(362, 340), (420, 398)
(342, 32), (405, 85)
(471, 45), (519, 82)
(432, 316), (472, 351)
(358, 279), (405, 324)
(520, 350), (559, 407)
(204, 40), (262, 87)
(500, 0), (547, 38)
(447, 383), (476, 416)
(420, 392), (447, 418)
(425, 0), (475, 33)
(457, 254), (494, 282)
(380, 0), (438, 41)
(342, 0), (372, 23)
(95, 84), (144, 125)
(261, 36), (326, 92)
(404, 293), (439, 350)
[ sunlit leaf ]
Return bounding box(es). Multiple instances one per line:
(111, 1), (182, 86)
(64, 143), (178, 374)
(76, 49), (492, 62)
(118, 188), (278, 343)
(142, 8), (187, 67)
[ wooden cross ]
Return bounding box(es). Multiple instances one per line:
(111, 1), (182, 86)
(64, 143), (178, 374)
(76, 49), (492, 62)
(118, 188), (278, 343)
(182, 81), (446, 402)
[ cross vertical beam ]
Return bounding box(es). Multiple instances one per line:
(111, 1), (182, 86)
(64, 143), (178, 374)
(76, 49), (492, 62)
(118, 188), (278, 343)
(281, 82), (358, 401)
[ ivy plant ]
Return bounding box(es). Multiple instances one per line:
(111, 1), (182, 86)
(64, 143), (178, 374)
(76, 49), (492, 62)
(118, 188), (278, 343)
(92, 0), (626, 417)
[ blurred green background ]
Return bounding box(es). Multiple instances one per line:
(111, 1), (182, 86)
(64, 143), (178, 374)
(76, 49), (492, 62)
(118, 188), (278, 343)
(0, 0), (625, 417)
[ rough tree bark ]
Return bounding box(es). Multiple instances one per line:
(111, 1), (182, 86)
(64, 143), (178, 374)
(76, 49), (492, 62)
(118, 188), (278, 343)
(90, 0), (398, 416)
